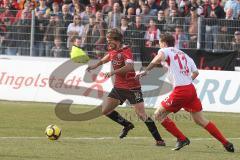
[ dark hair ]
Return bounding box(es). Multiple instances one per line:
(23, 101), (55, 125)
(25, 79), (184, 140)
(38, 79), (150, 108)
(71, 36), (81, 43)
(89, 14), (96, 19)
(121, 16), (129, 21)
(106, 28), (123, 42)
(160, 33), (175, 47)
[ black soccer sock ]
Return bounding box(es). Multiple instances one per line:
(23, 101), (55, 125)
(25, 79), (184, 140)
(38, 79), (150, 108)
(106, 110), (132, 127)
(144, 117), (163, 141)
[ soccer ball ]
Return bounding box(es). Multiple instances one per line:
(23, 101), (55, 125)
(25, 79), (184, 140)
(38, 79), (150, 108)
(45, 124), (62, 140)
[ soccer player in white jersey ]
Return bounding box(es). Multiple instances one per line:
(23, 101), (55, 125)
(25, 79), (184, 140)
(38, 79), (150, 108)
(136, 33), (234, 152)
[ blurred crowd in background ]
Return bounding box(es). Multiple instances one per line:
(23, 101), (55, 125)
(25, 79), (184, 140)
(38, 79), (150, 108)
(0, 0), (239, 60)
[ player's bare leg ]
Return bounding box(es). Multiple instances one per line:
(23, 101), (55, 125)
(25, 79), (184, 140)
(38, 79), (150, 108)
(102, 97), (134, 139)
(101, 97), (120, 115)
(133, 102), (165, 146)
(191, 111), (234, 152)
(155, 105), (190, 150)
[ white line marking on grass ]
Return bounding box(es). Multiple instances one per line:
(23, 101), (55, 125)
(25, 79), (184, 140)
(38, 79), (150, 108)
(0, 137), (240, 141)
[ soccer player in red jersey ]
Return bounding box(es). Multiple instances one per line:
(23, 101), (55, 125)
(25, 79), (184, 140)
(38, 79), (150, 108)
(136, 33), (234, 152)
(86, 28), (165, 146)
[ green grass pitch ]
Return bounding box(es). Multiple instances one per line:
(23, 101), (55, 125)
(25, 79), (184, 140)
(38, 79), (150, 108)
(0, 101), (239, 160)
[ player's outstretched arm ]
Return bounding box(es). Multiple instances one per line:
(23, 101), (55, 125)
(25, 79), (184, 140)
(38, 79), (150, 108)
(104, 62), (134, 78)
(136, 51), (165, 79)
(86, 54), (110, 72)
(146, 51), (165, 72)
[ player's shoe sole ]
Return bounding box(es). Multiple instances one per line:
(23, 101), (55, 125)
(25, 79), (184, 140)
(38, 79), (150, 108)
(224, 142), (234, 152)
(119, 123), (134, 139)
(172, 138), (190, 151)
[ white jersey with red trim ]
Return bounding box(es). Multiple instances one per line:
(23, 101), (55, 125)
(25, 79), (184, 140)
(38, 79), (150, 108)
(158, 47), (198, 87)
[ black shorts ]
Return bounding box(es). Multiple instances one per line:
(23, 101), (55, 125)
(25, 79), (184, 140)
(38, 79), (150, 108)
(108, 87), (144, 105)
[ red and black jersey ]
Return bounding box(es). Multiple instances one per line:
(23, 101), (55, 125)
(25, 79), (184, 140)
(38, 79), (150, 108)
(108, 46), (140, 89)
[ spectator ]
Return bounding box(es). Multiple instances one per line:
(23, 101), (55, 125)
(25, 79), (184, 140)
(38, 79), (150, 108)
(34, 11), (48, 56)
(144, 18), (161, 47)
(60, 4), (73, 48)
(106, 2), (123, 28)
(80, 5), (93, 25)
(95, 10), (108, 33)
(35, 0), (51, 18)
(128, 0), (139, 9)
(61, 4), (73, 28)
(224, 0), (239, 19)
(67, 14), (84, 48)
(164, 9), (183, 32)
(0, 1), (3, 8)
(79, 0), (90, 6)
(14, 10), (31, 56)
(3, 26), (18, 55)
(69, 0), (84, 15)
(218, 8), (238, 50)
(0, 4), (18, 54)
(98, 0), (108, 8)
(204, 0), (225, 50)
(14, 2), (32, 23)
(232, 31), (240, 50)
(89, 0), (102, 14)
(189, 0), (201, 12)
(73, 3), (85, 16)
(136, 0), (145, 15)
(126, 15), (146, 60)
(43, 14), (64, 56)
(3, 0), (19, 11)
(94, 11), (107, 58)
(173, 25), (189, 49)
(102, 0), (114, 16)
(0, 5), (15, 25)
(157, 0), (168, 11)
(139, 4), (153, 26)
(120, 16), (130, 40)
(50, 2), (62, 16)
(18, 0), (37, 10)
(43, 0), (54, 8)
(201, 0), (211, 17)
(82, 15), (98, 57)
(126, 6), (135, 24)
(179, 0), (191, 17)
(122, 0), (130, 15)
(9, 0), (20, 10)
(0, 21), (6, 54)
(50, 37), (67, 57)
(232, 30), (240, 66)
(147, 0), (160, 16)
(157, 10), (166, 32)
(186, 6), (198, 48)
(164, 0), (179, 17)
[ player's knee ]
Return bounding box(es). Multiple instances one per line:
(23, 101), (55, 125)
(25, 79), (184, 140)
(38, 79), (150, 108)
(193, 117), (206, 127)
(102, 108), (110, 115)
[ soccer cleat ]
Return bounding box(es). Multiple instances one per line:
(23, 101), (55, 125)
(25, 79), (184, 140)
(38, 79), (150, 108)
(172, 138), (190, 151)
(119, 123), (134, 139)
(224, 142), (234, 152)
(156, 140), (166, 146)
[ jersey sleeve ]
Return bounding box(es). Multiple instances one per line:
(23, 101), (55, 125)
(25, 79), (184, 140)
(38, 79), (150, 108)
(123, 47), (134, 64)
(189, 57), (198, 72)
(158, 48), (168, 61)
